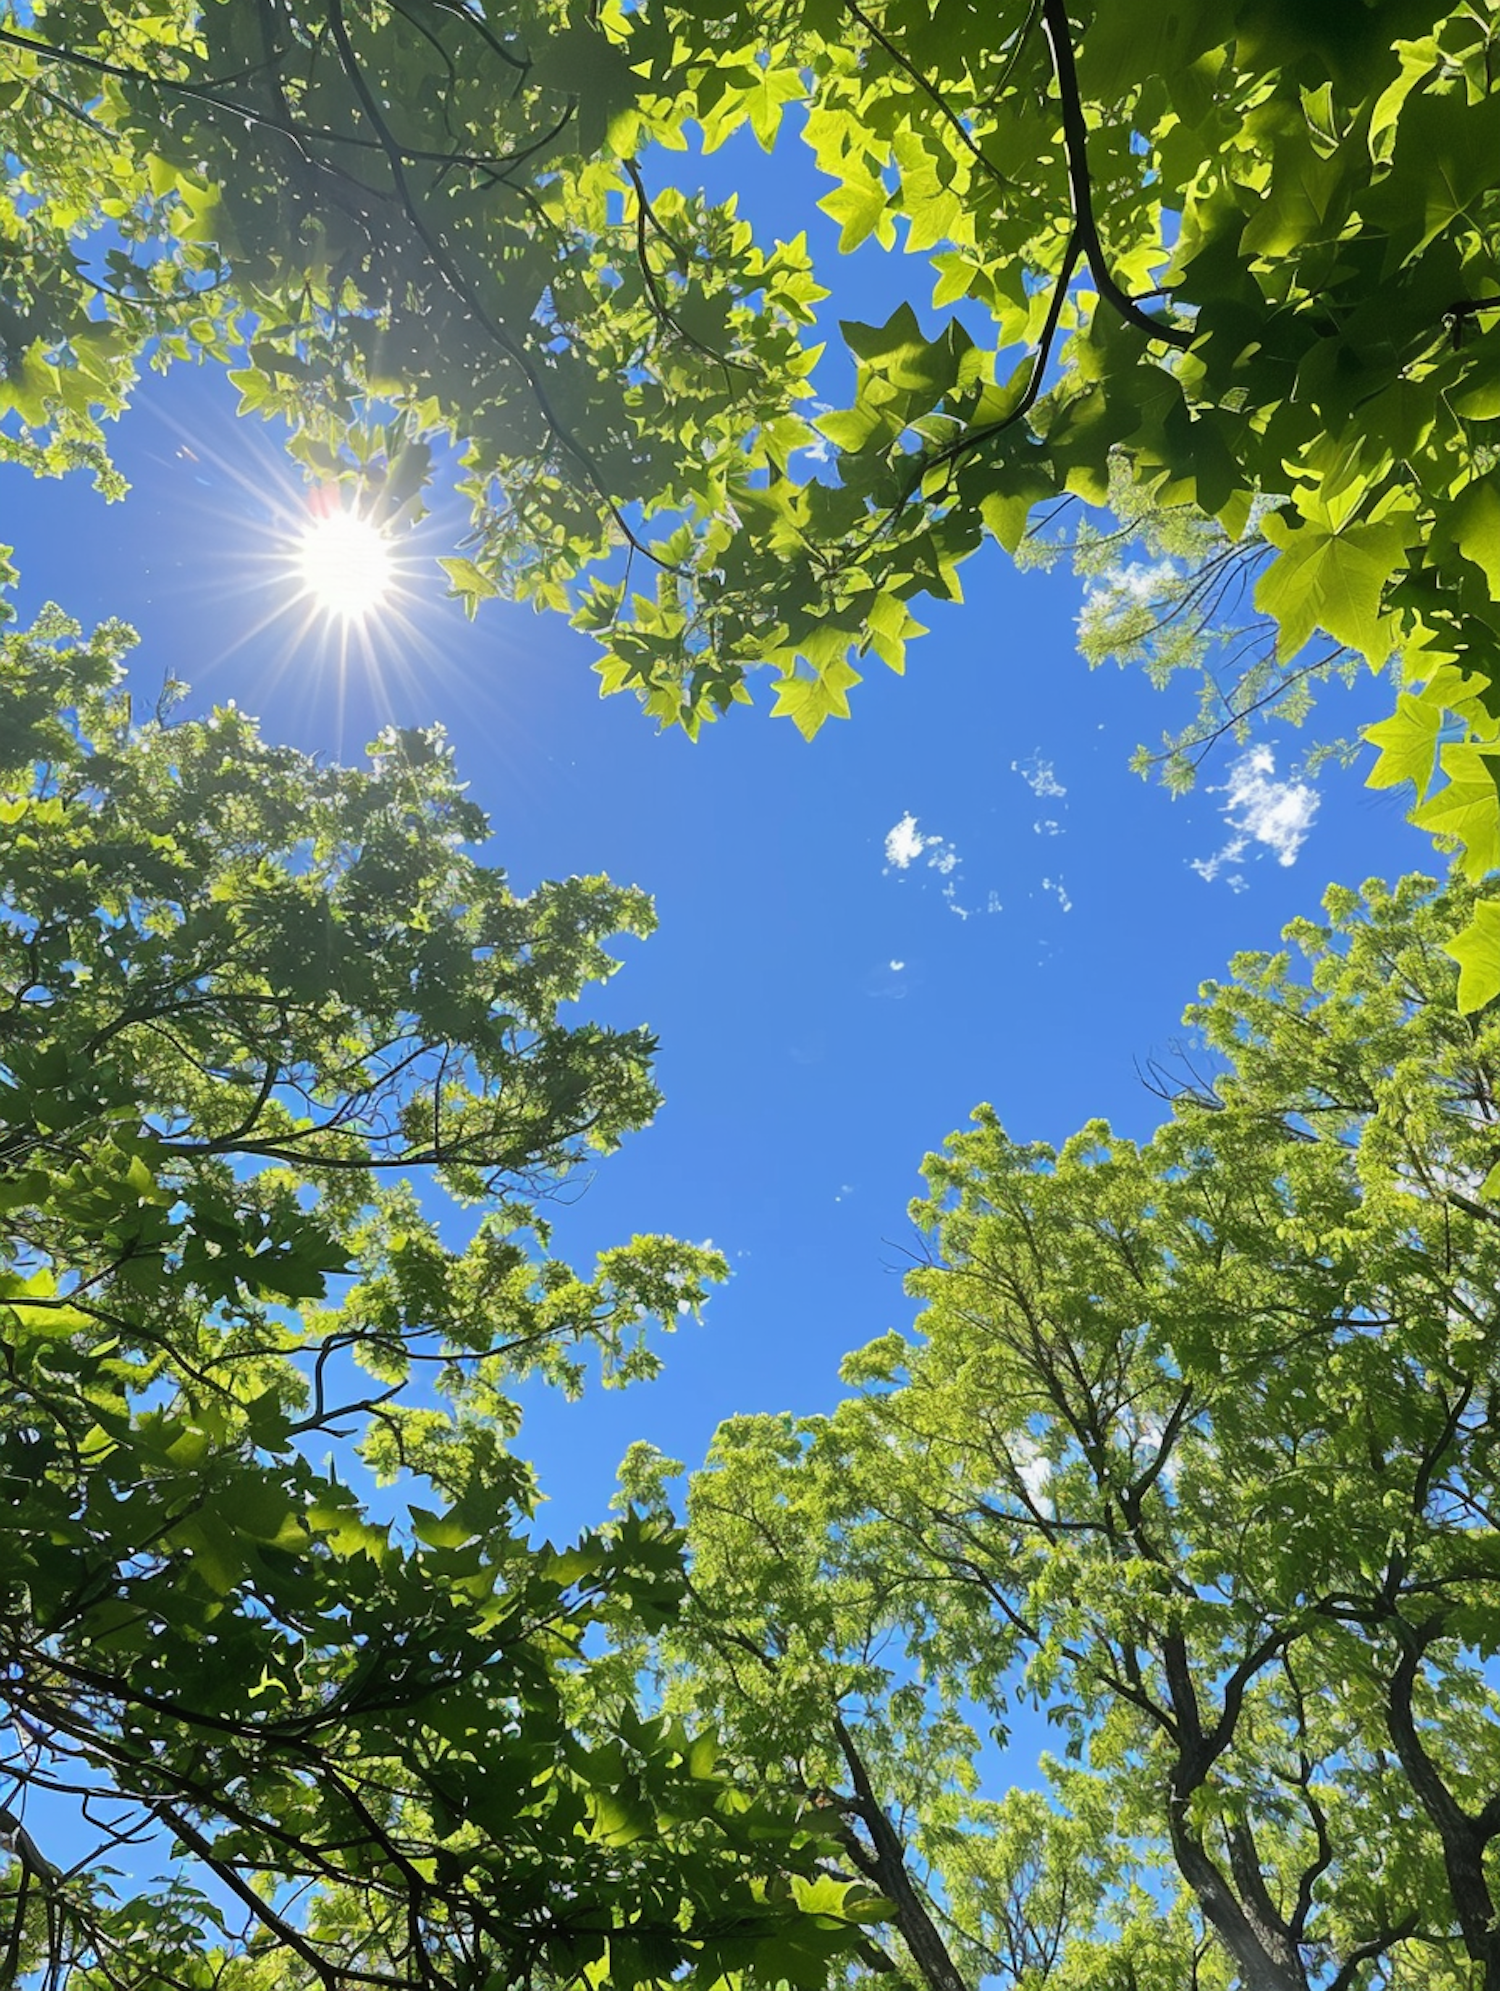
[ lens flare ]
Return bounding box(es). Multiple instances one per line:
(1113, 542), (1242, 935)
(298, 511), (394, 620)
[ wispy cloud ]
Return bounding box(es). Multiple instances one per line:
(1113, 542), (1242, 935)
(1041, 875), (1073, 914)
(1081, 557), (1179, 613)
(1224, 746), (1319, 863)
(798, 401), (834, 466)
(867, 958), (914, 1000)
(1013, 753), (1066, 800)
(1192, 745), (1318, 888)
(882, 812), (1001, 921)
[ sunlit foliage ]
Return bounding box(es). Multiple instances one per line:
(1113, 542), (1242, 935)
(0, 595), (880, 1986)
(4, 0), (1500, 980)
(636, 872), (1500, 1991)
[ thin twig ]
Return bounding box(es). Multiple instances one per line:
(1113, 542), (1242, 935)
(845, 0), (1010, 194)
(321, 0), (681, 574)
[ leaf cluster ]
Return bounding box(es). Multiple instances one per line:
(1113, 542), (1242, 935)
(0, 599), (881, 1989)
(9, 0), (1500, 971)
(657, 871), (1500, 1991)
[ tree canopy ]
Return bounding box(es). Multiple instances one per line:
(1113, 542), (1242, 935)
(9, 5), (1500, 1981)
(629, 870), (1500, 1991)
(0, 598), (880, 1986)
(4, 0), (1500, 979)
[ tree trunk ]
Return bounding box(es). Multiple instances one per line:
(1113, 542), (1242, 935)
(832, 1714), (972, 1991)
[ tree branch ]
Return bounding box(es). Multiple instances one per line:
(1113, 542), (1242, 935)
(1384, 1617), (1500, 1977)
(844, 0), (1010, 195)
(892, 227), (1080, 512)
(831, 1713), (971, 1991)
(1326, 1917), (1421, 1991)
(320, 0), (680, 574)
(622, 156), (757, 380)
(1038, 0), (1191, 348)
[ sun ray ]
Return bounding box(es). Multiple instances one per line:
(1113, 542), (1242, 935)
(118, 390), (515, 760)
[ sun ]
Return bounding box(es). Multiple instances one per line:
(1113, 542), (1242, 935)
(297, 510), (395, 620)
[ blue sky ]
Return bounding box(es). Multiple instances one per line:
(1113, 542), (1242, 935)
(2, 121), (1436, 1549)
(4, 360), (1433, 1548)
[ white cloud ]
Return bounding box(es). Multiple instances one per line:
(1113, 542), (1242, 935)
(1042, 875), (1073, 914)
(868, 959), (912, 1000)
(1192, 746), (1319, 886)
(884, 811), (963, 882)
(885, 812), (938, 870)
(1012, 1435), (1053, 1512)
(883, 812), (1000, 921)
(1082, 557), (1178, 611)
(1033, 818), (1061, 836)
(1225, 746), (1319, 864)
(1191, 839), (1244, 886)
(1013, 753), (1066, 800)
(798, 401), (834, 465)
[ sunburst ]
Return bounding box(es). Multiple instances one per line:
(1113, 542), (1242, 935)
(297, 509), (395, 621)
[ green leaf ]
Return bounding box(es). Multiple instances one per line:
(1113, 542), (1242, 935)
(1451, 475), (1500, 598)
(1256, 513), (1406, 663)
(439, 557), (499, 618)
(1447, 898), (1500, 1012)
(816, 179), (896, 255)
(1364, 691), (1443, 798)
(410, 1505), (475, 1550)
(1411, 744), (1500, 877)
(769, 659), (862, 737)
